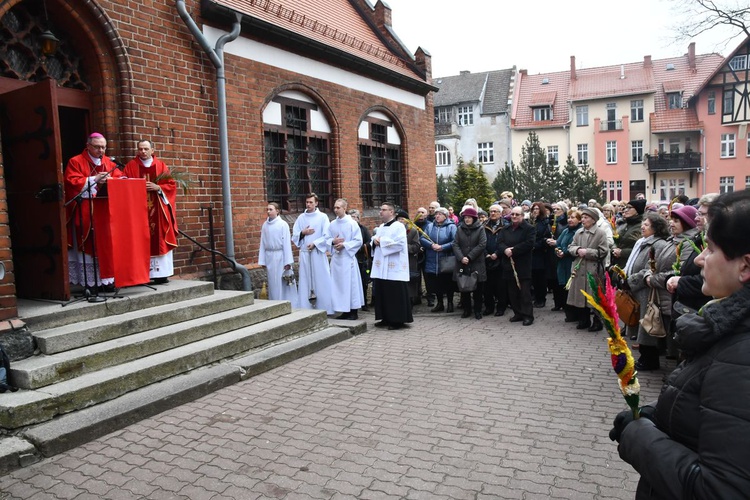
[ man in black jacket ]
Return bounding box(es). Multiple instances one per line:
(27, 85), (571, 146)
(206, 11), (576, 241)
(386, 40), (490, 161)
(483, 204), (508, 316)
(497, 207), (535, 326)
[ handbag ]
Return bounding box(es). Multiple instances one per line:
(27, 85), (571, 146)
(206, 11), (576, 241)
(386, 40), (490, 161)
(615, 289), (640, 327)
(456, 268), (478, 292)
(438, 253), (456, 274)
(640, 287), (667, 337)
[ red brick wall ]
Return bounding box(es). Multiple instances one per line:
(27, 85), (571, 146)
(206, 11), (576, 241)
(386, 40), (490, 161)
(0, 0), (436, 305)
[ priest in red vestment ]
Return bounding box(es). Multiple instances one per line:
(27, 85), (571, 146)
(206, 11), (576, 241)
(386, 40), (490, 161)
(64, 132), (123, 289)
(123, 140), (178, 284)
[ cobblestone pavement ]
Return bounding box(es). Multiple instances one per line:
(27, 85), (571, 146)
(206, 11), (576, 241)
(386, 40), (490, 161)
(0, 302), (671, 499)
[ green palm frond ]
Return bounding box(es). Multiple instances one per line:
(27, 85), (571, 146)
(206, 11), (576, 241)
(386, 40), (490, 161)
(153, 169), (194, 195)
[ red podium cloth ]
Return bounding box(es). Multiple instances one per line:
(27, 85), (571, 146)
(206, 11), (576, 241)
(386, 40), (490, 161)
(94, 179), (150, 287)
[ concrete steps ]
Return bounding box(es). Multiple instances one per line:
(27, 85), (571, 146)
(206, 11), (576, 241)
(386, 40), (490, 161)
(0, 280), (364, 475)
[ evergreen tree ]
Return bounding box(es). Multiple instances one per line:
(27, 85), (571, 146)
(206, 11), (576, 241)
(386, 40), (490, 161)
(448, 158), (495, 211)
(515, 131), (558, 201)
(436, 174), (450, 206)
(492, 162), (518, 201)
(557, 154), (605, 204)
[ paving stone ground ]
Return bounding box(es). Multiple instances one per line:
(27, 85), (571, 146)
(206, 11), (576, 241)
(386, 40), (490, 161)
(0, 302), (671, 499)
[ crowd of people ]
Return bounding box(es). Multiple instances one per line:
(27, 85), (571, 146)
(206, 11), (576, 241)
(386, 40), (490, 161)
(260, 191), (731, 370)
(259, 190), (750, 496)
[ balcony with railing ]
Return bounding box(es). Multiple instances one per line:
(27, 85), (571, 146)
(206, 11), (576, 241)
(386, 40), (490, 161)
(434, 121), (458, 137)
(599, 119), (623, 132)
(644, 151), (702, 172)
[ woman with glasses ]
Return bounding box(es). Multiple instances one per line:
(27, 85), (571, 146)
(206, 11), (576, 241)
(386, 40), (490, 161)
(421, 208), (457, 313)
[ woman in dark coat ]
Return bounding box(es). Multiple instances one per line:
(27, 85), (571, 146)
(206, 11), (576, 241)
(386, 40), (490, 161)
(555, 208), (581, 322)
(397, 210), (421, 306)
(452, 207), (487, 319)
(611, 189), (750, 499)
(546, 201), (568, 312)
(530, 202), (552, 308)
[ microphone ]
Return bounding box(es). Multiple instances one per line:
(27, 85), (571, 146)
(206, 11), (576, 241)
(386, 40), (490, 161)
(109, 157), (126, 170)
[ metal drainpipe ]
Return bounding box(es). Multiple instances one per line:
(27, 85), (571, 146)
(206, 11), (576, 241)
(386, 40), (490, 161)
(176, 1), (252, 291)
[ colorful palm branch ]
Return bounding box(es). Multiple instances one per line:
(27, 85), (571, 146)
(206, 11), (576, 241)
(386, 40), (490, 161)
(581, 272), (640, 419)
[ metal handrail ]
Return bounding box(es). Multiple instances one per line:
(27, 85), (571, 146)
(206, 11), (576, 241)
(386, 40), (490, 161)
(178, 229), (253, 291)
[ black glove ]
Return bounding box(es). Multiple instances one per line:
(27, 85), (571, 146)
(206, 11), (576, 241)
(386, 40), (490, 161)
(609, 409), (635, 442)
(609, 406), (656, 442)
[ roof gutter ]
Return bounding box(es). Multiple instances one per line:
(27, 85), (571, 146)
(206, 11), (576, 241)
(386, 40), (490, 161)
(176, 0), (252, 291)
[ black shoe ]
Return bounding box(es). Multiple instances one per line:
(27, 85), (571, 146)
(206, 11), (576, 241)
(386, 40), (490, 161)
(564, 317), (578, 323)
(522, 318), (534, 326)
(427, 301), (435, 308)
(153, 277), (169, 284)
(387, 323), (403, 331)
(576, 321), (591, 330)
(483, 308), (494, 316)
(431, 303), (444, 312)
(533, 302), (545, 308)
(588, 323), (603, 332)
(461, 310), (471, 318)
(475, 312), (482, 320)
(336, 313), (351, 320)
(374, 321), (389, 328)
(510, 315), (523, 322)
(348, 311), (358, 320)
(630, 334), (638, 340)
(446, 302), (454, 313)
(635, 360), (659, 371)
(494, 309), (505, 317)
(360, 305), (369, 312)
(551, 306), (563, 311)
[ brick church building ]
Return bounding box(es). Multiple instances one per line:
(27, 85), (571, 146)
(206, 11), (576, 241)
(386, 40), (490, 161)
(0, 0), (437, 319)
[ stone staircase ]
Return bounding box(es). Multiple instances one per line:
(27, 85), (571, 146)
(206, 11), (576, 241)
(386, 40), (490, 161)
(0, 280), (364, 474)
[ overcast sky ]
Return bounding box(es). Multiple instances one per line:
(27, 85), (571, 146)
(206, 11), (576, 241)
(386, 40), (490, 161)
(383, 0), (746, 77)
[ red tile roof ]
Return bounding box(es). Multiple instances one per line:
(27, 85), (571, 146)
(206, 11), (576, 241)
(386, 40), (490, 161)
(209, 0), (425, 84)
(570, 62), (653, 101)
(651, 109), (702, 133)
(512, 70), (570, 129)
(662, 80), (684, 93)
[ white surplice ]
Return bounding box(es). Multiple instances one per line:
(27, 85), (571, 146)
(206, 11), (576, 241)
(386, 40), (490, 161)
(259, 216), (299, 307)
(371, 220), (409, 282)
(292, 209), (333, 314)
(325, 214), (364, 313)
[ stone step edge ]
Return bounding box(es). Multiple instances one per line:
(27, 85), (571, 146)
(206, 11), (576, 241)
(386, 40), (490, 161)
(14, 300), (291, 390)
(0, 326), (352, 475)
(21, 280), (216, 331)
(34, 290), (256, 355)
(0, 309), (330, 429)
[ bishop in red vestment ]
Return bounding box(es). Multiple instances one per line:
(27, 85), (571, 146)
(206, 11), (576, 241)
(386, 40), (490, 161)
(64, 133), (123, 287)
(123, 140), (178, 283)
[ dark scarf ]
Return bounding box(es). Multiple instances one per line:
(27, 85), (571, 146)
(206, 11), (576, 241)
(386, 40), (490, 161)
(675, 283), (750, 358)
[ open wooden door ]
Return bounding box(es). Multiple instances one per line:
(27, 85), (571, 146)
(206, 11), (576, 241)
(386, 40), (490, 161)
(0, 79), (69, 300)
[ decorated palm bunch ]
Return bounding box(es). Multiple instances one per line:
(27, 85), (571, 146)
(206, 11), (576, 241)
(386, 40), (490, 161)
(153, 169), (194, 195)
(581, 272), (640, 419)
(672, 239), (701, 275)
(404, 213), (433, 243)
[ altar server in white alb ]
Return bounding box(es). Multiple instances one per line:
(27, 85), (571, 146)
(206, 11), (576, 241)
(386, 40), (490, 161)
(326, 199), (364, 320)
(371, 202), (413, 330)
(259, 202), (299, 307)
(292, 193), (333, 314)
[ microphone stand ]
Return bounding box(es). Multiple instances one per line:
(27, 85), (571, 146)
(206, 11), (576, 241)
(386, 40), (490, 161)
(63, 161), (115, 305)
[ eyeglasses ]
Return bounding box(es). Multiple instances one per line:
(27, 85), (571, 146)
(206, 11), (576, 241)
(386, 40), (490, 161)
(624, 206), (634, 210)
(489, 209), (500, 213)
(510, 213), (523, 217)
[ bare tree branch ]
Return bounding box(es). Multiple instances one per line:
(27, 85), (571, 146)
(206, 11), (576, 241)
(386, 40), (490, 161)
(669, 0), (749, 51)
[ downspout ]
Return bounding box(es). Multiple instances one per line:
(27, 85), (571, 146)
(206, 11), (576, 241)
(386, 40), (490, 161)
(176, 1), (252, 291)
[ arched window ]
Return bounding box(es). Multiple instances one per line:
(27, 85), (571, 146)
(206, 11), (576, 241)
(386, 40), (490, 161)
(435, 144), (451, 167)
(263, 91), (332, 212)
(358, 112), (401, 209)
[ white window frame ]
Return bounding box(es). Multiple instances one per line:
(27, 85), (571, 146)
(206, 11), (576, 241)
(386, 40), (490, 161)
(745, 175), (750, 190)
(533, 107), (552, 121)
(477, 142), (494, 164)
(547, 145), (559, 166)
(721, 133), (736, 158)
(630, 100), (644, 122)
(660, 178), (686, 201)
(729, 55), (748, 71)
(707, 91), (716, 115)
(669, 138), (680, 154)
(616, 181), (623, 201)
(576, 105), (588, 126)
(435, 144), (451, 167)
(435, 107), (452, 124)
(668, 93), (682, 109)
(577, 144), (588, 165)
(457, 105), (474, 126)
(631, 140), (643, 163)
(606, 141), (617, 164)
(719, 176), (735, 194)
